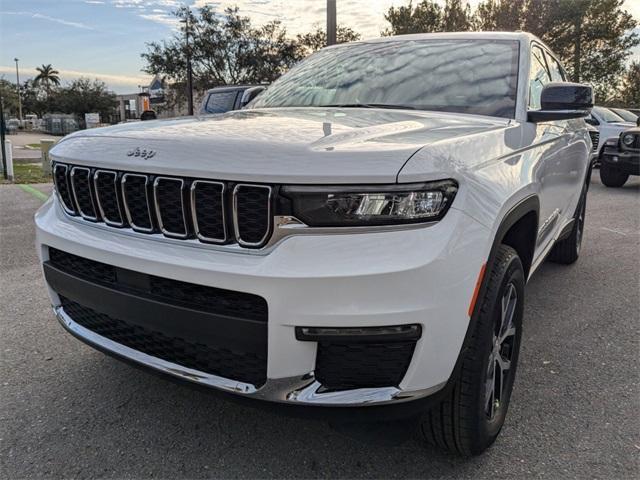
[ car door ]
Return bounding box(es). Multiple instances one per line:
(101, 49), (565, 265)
(543, 48), (588, 230)
(527, 44), (567, 256)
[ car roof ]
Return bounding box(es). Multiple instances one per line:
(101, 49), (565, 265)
(328, 31), (539, 47)
(205, 85), (261, 94)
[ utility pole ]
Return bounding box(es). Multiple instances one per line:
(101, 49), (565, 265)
(182, 12), (194, 116)
(327, 0), (337, 46)
(14, 58), (23, 123)
(1, 95), (7, 180)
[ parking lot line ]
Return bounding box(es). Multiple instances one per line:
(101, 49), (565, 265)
(18, 184), (49, 203)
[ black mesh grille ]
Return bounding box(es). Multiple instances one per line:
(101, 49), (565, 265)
(49, 247), (116, 284)
(95, 171), (123, 225)
(48, 248), (268, 322)
(123, 174), (153, 231)
(71, 168), (97, 219)
(60, 297), (267, 386)
(235, 185), (271, 245)
(315, 341), (417, 390)
(54, 164), (76, 214)
(588, 130), (599, 152)
(193, 181), (226, 242)
(155, 178), (186, 236)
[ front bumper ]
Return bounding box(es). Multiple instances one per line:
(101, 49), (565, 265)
(36, 196), (489, 407)
(601, 146), (640, 175)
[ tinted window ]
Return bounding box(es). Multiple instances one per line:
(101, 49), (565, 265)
(593, 106), (626, 123)
(545, 52), (565, 82)
(251, 40), (520, 118)
(204, 91), (238, 114)
(529, 46), (551, 109)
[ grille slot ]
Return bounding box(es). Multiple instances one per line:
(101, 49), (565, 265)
(191, 180), (227, 243)
(588, 130), (599, 152)
(53, 164), (77, 215)
(154, 177), (188, 238)
(70, 167), (98, 221)
(233, 184), (272, 247)
(315, 340), (417, 390)
(122, 173), (154, 232)
(94, 170), (124, 227)
(59, 297), (267, 386)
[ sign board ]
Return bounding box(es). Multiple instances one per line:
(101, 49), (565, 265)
(85, 113), (100, 128)
(148, 75), (165, 105)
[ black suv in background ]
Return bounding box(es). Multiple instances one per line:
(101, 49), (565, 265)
(199, 85), (266, 114)
(600, 127), (640, 187)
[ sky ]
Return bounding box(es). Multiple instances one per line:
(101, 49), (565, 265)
(1, 0), (639, 94)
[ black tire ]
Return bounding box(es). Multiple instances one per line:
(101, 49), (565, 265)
(418, 245), (524, 456)
(599, 163), (629, 187)
(548, 190), (586, 265)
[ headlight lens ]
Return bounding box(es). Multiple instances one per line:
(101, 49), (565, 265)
(280, 180), (457, 227)
(622, 133), (635, 146)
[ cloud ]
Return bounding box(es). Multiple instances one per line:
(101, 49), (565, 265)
(85, 1), (105, 4)
(0, 11), (95, 30)
(0, 65), (151, 93)
(139, 12), (180, 28)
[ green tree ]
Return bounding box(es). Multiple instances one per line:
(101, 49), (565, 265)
(296, 25), (361, 55)
(33, 64), (61, 94)
(54, 78), (116, 123)
(442, 0), (473, 31)
(142, 6), (299, 90)
(618, 62), (640, 106)
(473, 0), (526, 30)
(0, 78), (20, 117)
(383, 0), (443, 35)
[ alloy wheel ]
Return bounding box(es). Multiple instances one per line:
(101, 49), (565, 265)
(485, 282), (517, 420)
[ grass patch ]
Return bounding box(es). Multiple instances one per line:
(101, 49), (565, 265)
(1, 163), (52, 184)
(25, 143), (42, 150)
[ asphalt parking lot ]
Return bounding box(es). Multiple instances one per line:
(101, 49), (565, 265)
(1, 176), (639, 479)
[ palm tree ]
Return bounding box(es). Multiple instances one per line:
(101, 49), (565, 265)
(34, 64), (60, 94)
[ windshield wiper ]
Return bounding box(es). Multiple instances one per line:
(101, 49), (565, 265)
(320, 103), (417, 110)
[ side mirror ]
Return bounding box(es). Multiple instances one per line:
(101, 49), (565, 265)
(528, 82), (593, 123)
(240, 86), (266, 108)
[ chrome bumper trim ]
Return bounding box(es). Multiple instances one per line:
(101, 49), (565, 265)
(55, 305), (445, 407)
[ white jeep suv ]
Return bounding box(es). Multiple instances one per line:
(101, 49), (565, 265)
(36, 32), (593, 456)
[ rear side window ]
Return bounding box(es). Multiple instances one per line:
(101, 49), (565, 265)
(529, 45), (551, 110)
(204, 91), (238, 114)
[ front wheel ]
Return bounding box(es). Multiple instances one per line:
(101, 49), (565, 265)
(418, 245), (524, 456)
(600, 163), (629, 187)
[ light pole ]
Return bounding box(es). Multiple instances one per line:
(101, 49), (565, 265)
(180, 13), (194, 116)
(327, 0), (337, 46)
(14, 58), (23, 123)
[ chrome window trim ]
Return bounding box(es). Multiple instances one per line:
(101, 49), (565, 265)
(121, 173), (154, 233)
(232, 184), (272, 248)
(70, 166), (99, 222)
(190, 180), (227, 244)
(53, 163), (77, 216)
(93, 170), (125, 227)
(153, 176), (189, 239)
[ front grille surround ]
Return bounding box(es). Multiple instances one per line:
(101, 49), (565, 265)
(233, 184), (273, 247)
(121, 173), (154, 233)
(93, 170), (125, 227)
(70, 166), (99, 221)
(190, 180), (227, 243)
(54, 162), (275, 249)
(153, 177), (188, 239)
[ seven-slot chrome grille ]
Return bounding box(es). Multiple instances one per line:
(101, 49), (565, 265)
(53, 162), (273, 248)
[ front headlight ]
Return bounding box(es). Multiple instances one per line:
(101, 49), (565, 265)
(280, 180), (457, 227)
(622, 133), (635, 147)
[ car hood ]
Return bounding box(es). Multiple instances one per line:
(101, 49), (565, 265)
(51, 108), (508, 184)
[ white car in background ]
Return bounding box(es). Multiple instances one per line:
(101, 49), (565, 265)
(586, 106), (635, 158)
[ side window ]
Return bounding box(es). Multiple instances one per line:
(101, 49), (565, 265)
(529, 45), (551, 110)
(204, 91), (238, 114)
(545, 52), (566, 82)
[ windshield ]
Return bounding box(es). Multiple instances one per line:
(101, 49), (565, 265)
(611, 108), (637, 122)
(593, 106), (626, 123)
(250, 39), (520, 118)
